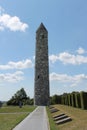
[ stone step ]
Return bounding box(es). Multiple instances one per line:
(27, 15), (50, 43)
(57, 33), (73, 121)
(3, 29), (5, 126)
(54, 115), (68, 121)
(53, 113), (65, 118)
(49, 106), (54, 109)
(56, 117), (72, 125)
(50, 108), (58, 113)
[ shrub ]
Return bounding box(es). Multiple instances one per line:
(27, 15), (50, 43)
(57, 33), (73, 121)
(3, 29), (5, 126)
(68, 94), (72, 106)
(65, 94), (69, 105)
(50, 95), (61, 105)
(80, 91), (87, 109)
(71, 93), (76, 107)
(61, 95), (65, 105)
(75, 93), (81, 108)
(0, 101), (2, 108)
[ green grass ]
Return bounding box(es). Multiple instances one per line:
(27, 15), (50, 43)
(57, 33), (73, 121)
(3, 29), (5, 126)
(47, 104), (87, 130)
(46, 107), (58, 130)
(0, 113), (28, 130)
(0, 105), (35, 113)
(0, 105), (36, 130)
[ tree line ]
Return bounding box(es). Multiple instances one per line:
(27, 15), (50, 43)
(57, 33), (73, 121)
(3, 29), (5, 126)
(5, 88), (87, 110)
(50, 91), (87, 110)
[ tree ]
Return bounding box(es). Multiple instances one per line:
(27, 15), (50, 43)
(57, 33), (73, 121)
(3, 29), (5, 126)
(0, 101), (2, 108)
(7, 88), (30, 106)
(50, 95), (61, 105)
(29, 98), (34, 105)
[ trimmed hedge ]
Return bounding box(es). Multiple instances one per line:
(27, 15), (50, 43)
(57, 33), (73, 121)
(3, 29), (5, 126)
(51, 91), (87, 110)
(61, 96), (65, 105)
(61, 95), (69, 105)
(65, 95), (68, 105)
(66, 95), (69, 105)
(68, 94), (72, 106)
(75, 93), (81, 108)
(80, 92), (87, 109)
(71, 93), (76, 107)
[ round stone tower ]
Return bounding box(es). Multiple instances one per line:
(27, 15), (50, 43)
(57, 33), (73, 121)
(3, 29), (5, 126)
(34, 23), (50, 106)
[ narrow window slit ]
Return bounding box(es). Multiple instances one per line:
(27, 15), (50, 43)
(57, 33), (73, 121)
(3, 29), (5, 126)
(38, 75), (40, 79)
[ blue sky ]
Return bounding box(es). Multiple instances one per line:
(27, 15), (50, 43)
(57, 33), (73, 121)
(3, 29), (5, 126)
(0, 0), (87, 101)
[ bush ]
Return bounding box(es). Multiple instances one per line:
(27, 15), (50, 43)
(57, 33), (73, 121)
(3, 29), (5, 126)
(75, 93), (81, 108)
(30, 98), (34, 105)
(71, 93), (76, 107)
(68, 94), (72, 106)
(0, 101), (2, 108)
(50, 95), (61, 105)
(65, 95), (69, 105)
(61, 95), (65, 105)
(80, 91), (87, 109)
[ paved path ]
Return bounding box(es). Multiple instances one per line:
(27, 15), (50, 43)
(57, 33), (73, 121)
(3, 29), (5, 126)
(13, 106), (50, 130)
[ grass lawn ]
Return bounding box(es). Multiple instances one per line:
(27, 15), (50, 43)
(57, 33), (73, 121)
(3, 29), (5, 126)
(0, 105), (36, 130)
(47, 104), (87, 130)
(47, 107), (58, 130)
(0, 105), (35, 113)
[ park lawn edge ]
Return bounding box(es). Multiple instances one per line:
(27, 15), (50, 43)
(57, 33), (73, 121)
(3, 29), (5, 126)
(46, 107), (58, 130)
(12, 106), (36, 129)
(12, 113), (29, 130)
(0, 106), (36, 130)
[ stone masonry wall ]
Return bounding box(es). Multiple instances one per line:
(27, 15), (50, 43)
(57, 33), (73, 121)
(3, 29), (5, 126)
(34, 23), (50, 106)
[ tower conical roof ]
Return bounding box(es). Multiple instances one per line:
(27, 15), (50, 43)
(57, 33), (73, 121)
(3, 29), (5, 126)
(36, 23), (48, 33)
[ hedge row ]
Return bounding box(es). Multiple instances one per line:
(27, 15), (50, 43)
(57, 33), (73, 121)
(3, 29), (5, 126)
(80, 92), (87, 109)
(60, 91), (87, 110)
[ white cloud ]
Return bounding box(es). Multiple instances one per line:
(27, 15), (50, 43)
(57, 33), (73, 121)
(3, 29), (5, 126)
(0, 59), (33, 70)
(70, 83), (77, 88)
(50, 72), (87, 82)
(49, 55), (58, 63)
(0, 71), (24, 83)
(50, 72), (87, 87)
(58, 52), (87, 65)
(50, 72), (72, 82)
(76, 47), (86, 54)
(49, 49), (87, 65)
(58, 52), (76, 64)
(0, 13), (28, 32)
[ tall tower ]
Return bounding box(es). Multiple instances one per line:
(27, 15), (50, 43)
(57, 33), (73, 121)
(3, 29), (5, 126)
(34, 23), (50, 106)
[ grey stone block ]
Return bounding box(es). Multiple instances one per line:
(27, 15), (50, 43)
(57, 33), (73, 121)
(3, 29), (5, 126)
(54, 115), (68, 121)
(56, 117), (72, 125)
(50, 108), (58, 113)
(53, 113), (65, 118)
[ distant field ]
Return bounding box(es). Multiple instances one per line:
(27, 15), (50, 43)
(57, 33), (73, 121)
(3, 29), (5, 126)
(0, 105), (36, 130)
(47, 104), (87, 130)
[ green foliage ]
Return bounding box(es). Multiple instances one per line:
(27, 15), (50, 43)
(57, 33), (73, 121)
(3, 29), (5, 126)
(71, 92), (76, 107)
(65, 95), (69, 105)
(46, 107), (58, 130)
(0, 101), (2, 108)
(80, 91), (87, 109)
(75, 93), (81, 108)
(50, 91), (87, 110)
(7, 88), (30, 106)
(61, 93), (68, 105)
(50, 95), (61, 105)
(61, 95), (65, 105)
(68, 94), (72, 106)
(29, 98), (34, 105)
